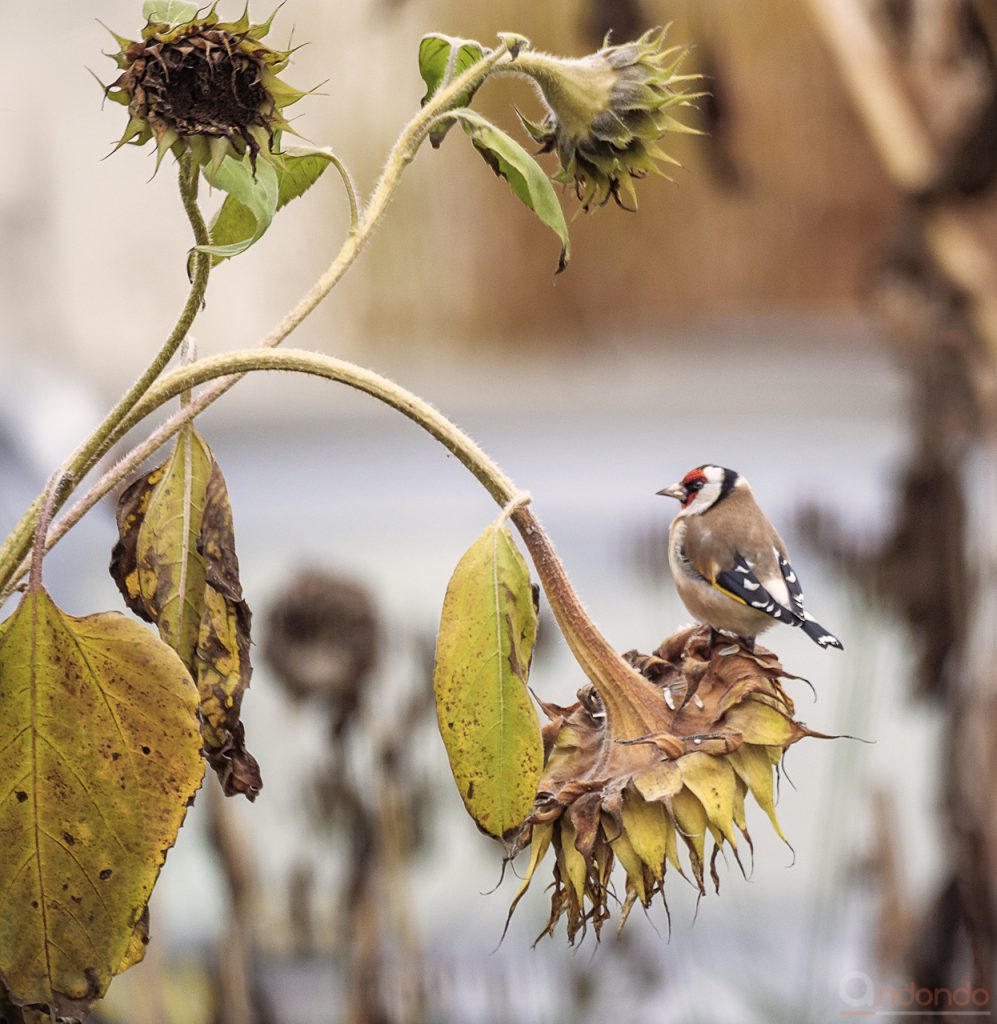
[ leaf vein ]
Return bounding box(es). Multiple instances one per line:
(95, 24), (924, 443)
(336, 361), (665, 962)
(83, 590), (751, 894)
(34, 734), (130, 856)
(41, 829), (113, 921)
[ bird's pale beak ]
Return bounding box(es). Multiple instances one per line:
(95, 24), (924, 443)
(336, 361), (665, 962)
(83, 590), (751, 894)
(657, 483), (686, 501)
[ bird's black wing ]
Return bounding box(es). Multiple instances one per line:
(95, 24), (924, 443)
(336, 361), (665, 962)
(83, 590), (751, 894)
(777, 553), (806, 617)
(712, 554), (799, 625)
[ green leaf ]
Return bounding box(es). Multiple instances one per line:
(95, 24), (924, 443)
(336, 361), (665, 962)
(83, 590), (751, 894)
(0, 588), (203, 1018)
(418, 34), (486, 147)
(275, 148), (337, 207)
(198, 155), (279, 262)
(110, 428), (260, 800)
(454, 110), (571, 274)
(205, 148), (346, 265)
(142, 0), (199, 26)
(433, 516), (542, 841)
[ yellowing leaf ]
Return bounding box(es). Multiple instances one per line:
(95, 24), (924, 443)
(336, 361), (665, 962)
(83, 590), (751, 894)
(622, 787), (668, 880)
(604, 822), (646, 904)
(678, 752), (739, 847)
(722, 698), (803, 746)
(732, 775), (748, 834)
(506, 821), (552, 921)
(670, 787), (708, 884)
(117, 908), (150, 975)
(727, 742), (787, 842)
(0, 588), (203, 1018)
(433, 518), (542, 840)
(632, 760), (682, 803)
(110, 428), (260, 800)
(556, 818), (587, 905)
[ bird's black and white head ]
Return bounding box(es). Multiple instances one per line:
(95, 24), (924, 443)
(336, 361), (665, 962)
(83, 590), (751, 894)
(658, 464), (742, 517)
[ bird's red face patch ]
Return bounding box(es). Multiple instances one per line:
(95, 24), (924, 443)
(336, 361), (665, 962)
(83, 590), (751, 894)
(680, 468), (708, 507)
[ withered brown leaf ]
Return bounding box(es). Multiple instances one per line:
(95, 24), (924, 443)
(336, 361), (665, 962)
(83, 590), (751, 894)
(110, 427), (261, 800)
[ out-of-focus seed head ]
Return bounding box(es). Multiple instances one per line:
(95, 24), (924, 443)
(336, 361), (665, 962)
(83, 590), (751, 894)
(103, 4), (308, 172)
(516, 27), (701, 210)
(505, 627), (834, 941)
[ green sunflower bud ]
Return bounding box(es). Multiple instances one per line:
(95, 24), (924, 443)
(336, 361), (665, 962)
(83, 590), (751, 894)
(102, 2), (307, 173)
(514, 27), (701, 210)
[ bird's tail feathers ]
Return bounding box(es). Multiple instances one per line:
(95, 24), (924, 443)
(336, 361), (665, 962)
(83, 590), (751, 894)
(800, 616), (843, 650)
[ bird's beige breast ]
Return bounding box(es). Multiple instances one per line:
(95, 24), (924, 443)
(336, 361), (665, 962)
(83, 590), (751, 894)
(668, 518), (777, 636)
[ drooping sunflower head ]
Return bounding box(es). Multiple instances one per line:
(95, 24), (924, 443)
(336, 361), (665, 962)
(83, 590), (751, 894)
(506, 627), (833, 941)
(103, 3), (308, 171)
(516, 27), (701, 210)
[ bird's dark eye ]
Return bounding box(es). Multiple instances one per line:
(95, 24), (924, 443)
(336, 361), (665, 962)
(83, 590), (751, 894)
(688, 479), (704, 492)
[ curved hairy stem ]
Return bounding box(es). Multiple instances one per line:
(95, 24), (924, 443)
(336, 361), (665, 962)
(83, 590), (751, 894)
(3, 348), (664, 736)
(124, 351), (521, 504)
(0, 42), (515, 598)
(178, 41), (517, 377)
(0, 154), (211, 591)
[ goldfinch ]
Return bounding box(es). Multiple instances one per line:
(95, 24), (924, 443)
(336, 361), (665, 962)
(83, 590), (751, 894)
(658, 465), (843, 649)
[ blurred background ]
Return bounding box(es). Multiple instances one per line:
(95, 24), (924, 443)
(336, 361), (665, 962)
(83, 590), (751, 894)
(1, 0), (996, 1021)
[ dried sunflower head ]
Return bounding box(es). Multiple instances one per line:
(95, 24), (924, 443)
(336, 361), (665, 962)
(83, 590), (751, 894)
(506, 627), (833, 942)
(515, 27), (700, 210)
(103, 3), (307, 172)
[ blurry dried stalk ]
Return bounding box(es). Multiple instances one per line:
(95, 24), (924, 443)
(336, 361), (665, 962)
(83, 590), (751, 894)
(263, 569), (429, 1022)
(799, 231), (983, 698)
(865, 789), (915, 971)
(903, 0), (997, 199)
(506, 626), (831, 941)
(805, 0), (997, 997)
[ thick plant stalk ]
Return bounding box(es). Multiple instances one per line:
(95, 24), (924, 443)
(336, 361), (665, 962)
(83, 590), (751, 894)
(0, 156), (210, 594)
(806, 0), (997, 370)
(511, 506), (669, 741)
(4, 348), (666, 738)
